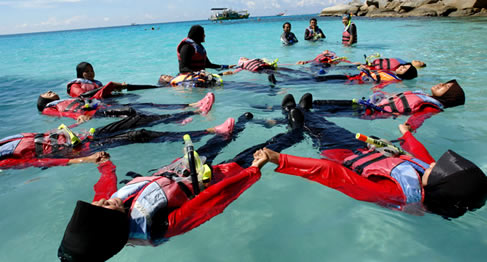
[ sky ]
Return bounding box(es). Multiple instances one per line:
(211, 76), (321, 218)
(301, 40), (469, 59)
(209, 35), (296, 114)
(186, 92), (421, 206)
(0, 0), (349, 35)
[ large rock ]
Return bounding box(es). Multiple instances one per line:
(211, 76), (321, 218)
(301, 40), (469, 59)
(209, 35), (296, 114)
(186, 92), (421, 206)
(406, 2), (457, 16)
(442, 0), (487, 10)
(319, 4), (353, 16)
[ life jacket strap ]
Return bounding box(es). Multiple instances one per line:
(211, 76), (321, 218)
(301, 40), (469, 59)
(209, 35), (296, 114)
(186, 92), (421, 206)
(353, 154), (388, 174)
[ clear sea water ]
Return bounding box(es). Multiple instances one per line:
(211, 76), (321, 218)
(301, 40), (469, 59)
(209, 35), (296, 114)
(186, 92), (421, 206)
(1, 15), (487, 261)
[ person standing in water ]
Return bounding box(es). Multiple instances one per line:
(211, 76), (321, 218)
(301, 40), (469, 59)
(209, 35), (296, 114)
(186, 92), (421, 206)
(341, 14), (357, 46)
(177, 25), (232, 74)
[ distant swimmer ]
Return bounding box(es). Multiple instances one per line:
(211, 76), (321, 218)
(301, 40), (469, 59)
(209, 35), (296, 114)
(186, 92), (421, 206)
(177, 25), (234, 74)
(67, 62), (159, 99)
(296, 50), (350, 65)
(304, 18), (325, 41)
(281, 22), (298, 45)
(341, 14), (357, 46)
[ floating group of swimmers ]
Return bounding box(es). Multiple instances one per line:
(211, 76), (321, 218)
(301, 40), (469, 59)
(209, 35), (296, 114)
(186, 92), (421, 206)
(1, 22), (486, 262)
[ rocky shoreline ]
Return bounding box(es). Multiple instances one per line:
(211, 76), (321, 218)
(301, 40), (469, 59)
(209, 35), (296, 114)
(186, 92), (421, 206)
(320, 0), (487, 17)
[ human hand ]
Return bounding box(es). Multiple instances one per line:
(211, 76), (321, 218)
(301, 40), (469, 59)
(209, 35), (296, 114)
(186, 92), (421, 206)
(263, 147), (280, 164)
(398, 123), (412, 135)
(222, 71), (234, 75)
(296, 61), (307, 65)
(87, 151), (111, 164)
(251, 149), (269, 169)
(229, 64), (236, 69)
(77, 115), (92, 124)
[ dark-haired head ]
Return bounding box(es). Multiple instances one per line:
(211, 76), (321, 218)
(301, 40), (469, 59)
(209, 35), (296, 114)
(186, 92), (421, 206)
(76, 62), (94, 79)
(37, 91), (60, 111)
(283, 22), (291, 28)
(423, 150), (487, 219)
(188, 25), (205, 44)
(431, 79), (465, 108)
(395, 63), (417, 80)
(310, 18), (317, 23)
(58, 201), (129, 261)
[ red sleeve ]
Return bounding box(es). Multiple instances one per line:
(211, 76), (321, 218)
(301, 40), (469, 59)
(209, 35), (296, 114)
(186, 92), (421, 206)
(164, 166), (261, 238)
(275, 154), (404, 204)
(399, 132), (435, 164)
(68, 83), (85, 98)
(42, 107), (81, 120)
(405, 107), (440, 131)
(92, 82), (117, 99)
(0, 158), (70, 169)
(92, 160), (118, 201)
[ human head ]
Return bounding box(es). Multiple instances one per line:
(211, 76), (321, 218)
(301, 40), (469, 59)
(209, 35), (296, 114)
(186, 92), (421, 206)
(58, 200), (129, 261)
(158, 74), (174, 86)
(395, 63), (417, 80)
(283, 22), (291, 32)
(412, 60), (426, 68)
(342, 14), (351, 26)
(309, 18), (317, 28)
(430, 79), (465, 108)
(76, 62), (94, 80)
(37, 91), (60, 111)
(188, 25), (205, 43)
(423, 150), (487, 218)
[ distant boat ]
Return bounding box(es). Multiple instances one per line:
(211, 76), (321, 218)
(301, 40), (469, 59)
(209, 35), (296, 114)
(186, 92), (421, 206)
(276, 10), (287, 16)
(210, 8), (250, 21)
(130, 23), (138, 26)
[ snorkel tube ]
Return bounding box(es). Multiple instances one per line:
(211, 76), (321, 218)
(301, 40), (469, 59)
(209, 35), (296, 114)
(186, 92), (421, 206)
(183, 134), (200, 195)
(355, 133), (408, 156)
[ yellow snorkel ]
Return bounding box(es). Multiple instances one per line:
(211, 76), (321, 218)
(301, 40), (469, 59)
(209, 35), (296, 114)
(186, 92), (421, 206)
(58, 124), (81, 147)
(183, 134), (212, 193)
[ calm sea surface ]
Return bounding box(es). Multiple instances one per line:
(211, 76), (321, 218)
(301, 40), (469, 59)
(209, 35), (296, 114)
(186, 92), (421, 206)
(1, 15), (487, 261)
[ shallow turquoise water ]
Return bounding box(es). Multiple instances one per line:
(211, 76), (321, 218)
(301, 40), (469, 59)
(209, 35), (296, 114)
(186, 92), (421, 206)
(1, 15), (487, 261)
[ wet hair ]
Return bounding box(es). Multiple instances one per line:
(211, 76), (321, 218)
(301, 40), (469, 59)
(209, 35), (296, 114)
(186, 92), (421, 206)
(58, 201), (129, 261)
(76, 62), (93, 78)
(188, 25), (205, 43)
(396, 63), (417, 80)
(432, 79), (465, 108)
(423, 150), (487, 219)
(283, 22), (291, 28)
(310, 18), (317, 23)
(342, 14), (351, 20)
(37, 95), (57, 111)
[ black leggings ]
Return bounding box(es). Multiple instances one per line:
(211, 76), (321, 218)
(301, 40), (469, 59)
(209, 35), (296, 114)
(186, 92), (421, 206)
(88, 129), (208, 154)
(93, 111), (195, 137)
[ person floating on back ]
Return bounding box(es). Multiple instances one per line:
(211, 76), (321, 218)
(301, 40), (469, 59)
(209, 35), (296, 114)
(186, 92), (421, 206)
(67, 62), (159, 99)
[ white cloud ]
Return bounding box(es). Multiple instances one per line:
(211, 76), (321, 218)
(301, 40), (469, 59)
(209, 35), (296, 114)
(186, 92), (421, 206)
(103, 17), (110, 21)
(245, 1), (255, 9)
(1, 0), (81, 8)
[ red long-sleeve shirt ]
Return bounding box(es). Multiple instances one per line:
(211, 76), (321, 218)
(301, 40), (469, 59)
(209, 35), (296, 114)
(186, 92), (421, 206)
(92, 161), (261, 240)
(42, 99), (99, 120)
(68, 81), (118, 99)
(275, 131), (435, 206)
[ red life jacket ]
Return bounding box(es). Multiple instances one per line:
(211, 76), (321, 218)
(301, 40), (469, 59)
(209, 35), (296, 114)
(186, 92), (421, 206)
(43, 98), (99, 118)
(177, 38), (207, 71)
(2, 131), (73, 159)
(237, 58), (271, 72)
(67, 78), (103, 97)
(342, 22), (357, 45)
(370, 58), (402, 71)
(313, 52), (339, 64)
(377, 91), (443, 114)
(111, 173), (195, 246)
(342, 149), (428, 204)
